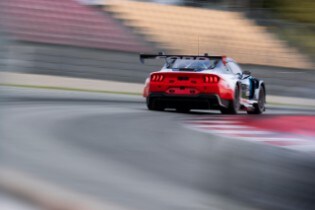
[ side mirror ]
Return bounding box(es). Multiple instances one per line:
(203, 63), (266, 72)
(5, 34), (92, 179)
(243, 70), (251, 76)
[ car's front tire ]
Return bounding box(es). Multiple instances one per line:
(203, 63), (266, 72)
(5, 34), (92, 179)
(247, 87), (265, 115)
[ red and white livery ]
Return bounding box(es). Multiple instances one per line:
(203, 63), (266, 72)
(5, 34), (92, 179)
(141, 53), (266, 114)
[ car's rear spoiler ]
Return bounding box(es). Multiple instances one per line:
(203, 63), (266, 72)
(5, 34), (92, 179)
(139, 53), (226, 64)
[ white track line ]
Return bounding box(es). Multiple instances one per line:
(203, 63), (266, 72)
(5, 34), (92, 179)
(190, 125), (250, 129)
(0, 194), (38, 210)
(0, 167), (131, 210)
(252, 137), (310, 142)
(185, 120), (241, 124)
(206, 130), (274, 135)
(284, 145), (315, 152)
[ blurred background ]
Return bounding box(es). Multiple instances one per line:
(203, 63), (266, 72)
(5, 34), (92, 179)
(0, 0), (314, 96)
(0, 1), (315, 210)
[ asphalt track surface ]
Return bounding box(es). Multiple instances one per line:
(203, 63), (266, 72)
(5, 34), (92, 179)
(0, 191), (37, 210)
(1, 87), (315, 210)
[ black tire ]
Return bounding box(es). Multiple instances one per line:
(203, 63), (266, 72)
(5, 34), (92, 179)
(220, 85), (241, 114)
(146, 97), (164, 111)
(247, 87), (265, 115)
(176, 107), (190, 113)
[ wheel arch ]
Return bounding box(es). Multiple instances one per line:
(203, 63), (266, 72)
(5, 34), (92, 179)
(260, 81), (266, 93)
(253, 79), (266, 100)
(235, 81), (242, 95)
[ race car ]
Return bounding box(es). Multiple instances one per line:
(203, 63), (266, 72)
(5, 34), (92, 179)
(140, 53), (266, 114)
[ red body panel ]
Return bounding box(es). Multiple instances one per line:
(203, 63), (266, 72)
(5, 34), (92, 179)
(143, 72), (234, 100)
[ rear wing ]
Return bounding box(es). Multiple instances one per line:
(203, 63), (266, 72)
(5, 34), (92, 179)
(139, 53), (226, 64)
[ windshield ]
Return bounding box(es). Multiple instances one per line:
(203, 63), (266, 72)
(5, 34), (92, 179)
(166, 58), (219, 71)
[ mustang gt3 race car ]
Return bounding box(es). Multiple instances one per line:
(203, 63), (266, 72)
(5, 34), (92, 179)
(141, 53), (266, 114)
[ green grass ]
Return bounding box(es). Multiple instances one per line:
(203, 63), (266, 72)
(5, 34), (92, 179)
(0, 83), (142, 96)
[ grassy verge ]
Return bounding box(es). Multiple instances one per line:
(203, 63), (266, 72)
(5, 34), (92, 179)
(266, 102), (315, 109)
(0, 83), (142, 96)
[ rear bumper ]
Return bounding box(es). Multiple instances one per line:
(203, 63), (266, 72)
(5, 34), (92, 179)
(148, 93), (229, 109)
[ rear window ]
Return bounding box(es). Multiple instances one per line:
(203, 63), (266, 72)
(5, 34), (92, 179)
(165, 58), (220, 71)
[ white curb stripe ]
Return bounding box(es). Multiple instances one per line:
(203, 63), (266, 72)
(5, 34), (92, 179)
(184, 117), (315, 152)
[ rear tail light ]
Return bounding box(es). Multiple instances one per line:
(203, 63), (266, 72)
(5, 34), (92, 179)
(204, 75), (220, 83)
(151, 74), (164, 82)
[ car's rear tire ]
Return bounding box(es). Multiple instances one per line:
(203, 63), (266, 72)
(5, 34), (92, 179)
(146, 97), (164, 111)
(247, 87), (265, 115)
(176, 107), (190, 113)
(220, 85), (241, 115)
